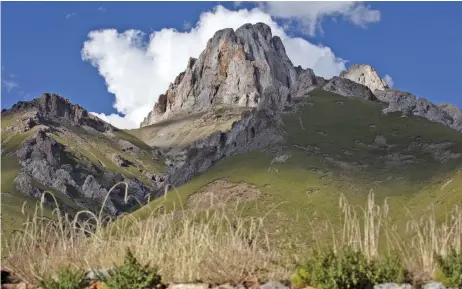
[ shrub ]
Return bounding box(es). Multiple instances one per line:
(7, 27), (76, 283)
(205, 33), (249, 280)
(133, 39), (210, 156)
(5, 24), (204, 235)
(434, 249), (462, 288)
(290, 248), (410, 289)
(38, 266), (89, 289)
(97, 247), (162, 289)
(370, 253), (410, 284)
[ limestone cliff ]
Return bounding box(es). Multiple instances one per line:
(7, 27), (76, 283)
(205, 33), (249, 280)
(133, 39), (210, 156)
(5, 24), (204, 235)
(340, 64), (389, 93)
(140, 23), (298, 127)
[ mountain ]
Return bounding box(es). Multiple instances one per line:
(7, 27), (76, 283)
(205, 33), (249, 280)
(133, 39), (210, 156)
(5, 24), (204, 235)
(2, 23), (462, 244)
(1, 93), (166, 231)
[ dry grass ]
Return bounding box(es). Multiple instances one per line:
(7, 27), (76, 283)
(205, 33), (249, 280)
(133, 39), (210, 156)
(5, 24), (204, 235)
(2, 185), (462, 285)
(2, 183), (292, 284)
(332, 190), (462, 278)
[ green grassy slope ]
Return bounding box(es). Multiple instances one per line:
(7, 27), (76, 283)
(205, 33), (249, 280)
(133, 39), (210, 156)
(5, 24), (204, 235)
(133, 89), (462, 249)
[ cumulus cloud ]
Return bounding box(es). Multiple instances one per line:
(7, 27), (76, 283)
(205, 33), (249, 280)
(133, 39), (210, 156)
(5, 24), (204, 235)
(383, 74), (394, 88)
(259, 2), (380, 36)
(83, 5), (348, 129)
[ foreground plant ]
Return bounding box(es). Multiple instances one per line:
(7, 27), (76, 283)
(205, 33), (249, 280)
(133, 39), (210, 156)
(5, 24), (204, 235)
(96, 247), (162, 289)
(38, 266), (89, 289)
(290, 248), (410, 289)
(434, 249), (462, 288)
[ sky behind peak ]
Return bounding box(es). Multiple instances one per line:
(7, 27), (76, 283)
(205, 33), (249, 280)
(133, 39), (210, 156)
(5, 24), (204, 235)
(1, 1), (462, 129)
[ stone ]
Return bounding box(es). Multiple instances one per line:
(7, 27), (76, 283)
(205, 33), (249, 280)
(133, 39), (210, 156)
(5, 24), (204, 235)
(374, 135), (387, 146)
(85, 268), (113, 281)
(340, 64), (389, 93)
(322, 76), (376, 101)
(374, 284), (412, 289)
(110, 153), (134, 167)
(422, 282), (447, 289)
(168, 284), (209, 289)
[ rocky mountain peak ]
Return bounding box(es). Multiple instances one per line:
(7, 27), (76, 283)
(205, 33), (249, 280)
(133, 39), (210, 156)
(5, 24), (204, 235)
(4, 93), (112, 132)
(340, 64), (389, 93)
(140, 22), (298, 127)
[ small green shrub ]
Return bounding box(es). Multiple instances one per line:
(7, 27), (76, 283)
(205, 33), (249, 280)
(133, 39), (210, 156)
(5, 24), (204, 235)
(98, 247), (162, 289)
(38, 266), (89, 289)
(371, 253), (410, 284)
(435, 249), (462, 288)
(290, 248), (409, 289)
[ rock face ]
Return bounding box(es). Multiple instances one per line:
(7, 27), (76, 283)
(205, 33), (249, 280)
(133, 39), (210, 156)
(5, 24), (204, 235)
(339, 65), (462, 133)
(10, 124), (153, 216)
(141, 23), (298, 127)
(340, 64), (389, 93)
(5, 93), (112, 133)
(322, 76), (376, 101)
(374, 89), (462, 132)
(161, 108), (285, 192)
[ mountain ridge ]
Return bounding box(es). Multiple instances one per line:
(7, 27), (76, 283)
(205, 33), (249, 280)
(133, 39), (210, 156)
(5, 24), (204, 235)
(2, 22), (462, 235)
(139, 22), (462, 134)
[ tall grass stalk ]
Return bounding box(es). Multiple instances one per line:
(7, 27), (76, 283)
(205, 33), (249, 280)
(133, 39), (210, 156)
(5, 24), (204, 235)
(2, 184), (290, 284)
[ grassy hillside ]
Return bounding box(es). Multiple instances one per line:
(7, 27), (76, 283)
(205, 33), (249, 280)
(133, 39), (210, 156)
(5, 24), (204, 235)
(133, 89), (462, 249)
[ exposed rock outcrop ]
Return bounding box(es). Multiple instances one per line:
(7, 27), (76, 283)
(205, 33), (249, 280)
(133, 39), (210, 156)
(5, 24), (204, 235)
(322, 77), (376, 101)
(291, 66), (320, 98)
(159, 108), (285, 194)
(5, 93), (112, 132)
(12, 127), (151, 216)
(340, 64), (389, 93)
(375, 89), (462, 132)
(339, 65), (462, 133)
(141, 23), (298, 127)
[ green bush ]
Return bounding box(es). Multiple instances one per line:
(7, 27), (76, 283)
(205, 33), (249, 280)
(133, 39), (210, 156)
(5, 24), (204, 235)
(290, 248), (410, 289)
(38, 266), (89, 289)
(97, 247), (162, 289)
(435, 249), (462, 288)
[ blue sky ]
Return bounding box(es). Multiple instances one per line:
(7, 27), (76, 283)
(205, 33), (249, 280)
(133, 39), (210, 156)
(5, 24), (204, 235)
(1, 1), (462, 128)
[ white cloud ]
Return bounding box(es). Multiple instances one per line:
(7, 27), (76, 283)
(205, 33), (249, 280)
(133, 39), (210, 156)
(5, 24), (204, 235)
(90, 112), (134, 129)
(1, 78), (19, 93)
(183, 21), (192, 31)
(259, 2), (380, 36)
(66, 12), (76, 19)
(98, 6), (106, 13)
(383, 74), (394, 88)
(82, 5), (349, 129)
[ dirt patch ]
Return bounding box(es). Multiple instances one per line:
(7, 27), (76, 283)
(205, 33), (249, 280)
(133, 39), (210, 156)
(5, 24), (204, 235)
(186, 179), (262, 210)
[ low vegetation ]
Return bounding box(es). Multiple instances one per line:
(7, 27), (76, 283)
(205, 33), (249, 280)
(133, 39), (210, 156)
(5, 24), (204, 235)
(96, 248), (162, 289)
(2, 185), (461, 287)
(38, 266), (89, 289)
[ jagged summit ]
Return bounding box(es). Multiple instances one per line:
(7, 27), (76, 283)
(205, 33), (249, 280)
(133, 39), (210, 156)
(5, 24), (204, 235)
(340, 64), (389, 93)
(140, 22), (298, 127)
(3, 93), (112, 132)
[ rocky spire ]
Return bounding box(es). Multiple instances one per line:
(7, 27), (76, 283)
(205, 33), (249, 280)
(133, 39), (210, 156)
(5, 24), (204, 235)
(340, 64), (389, 93)
(140, 22), (298, 127)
